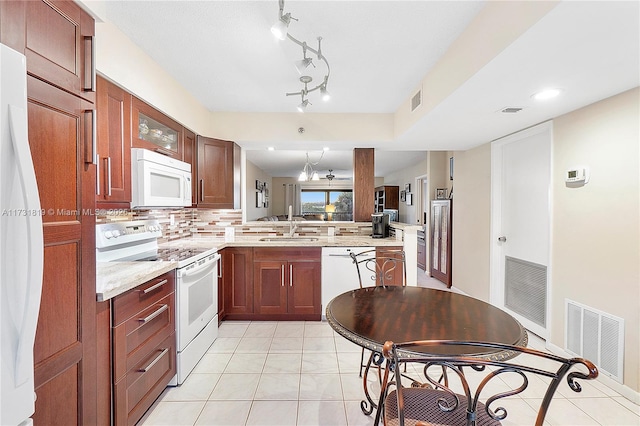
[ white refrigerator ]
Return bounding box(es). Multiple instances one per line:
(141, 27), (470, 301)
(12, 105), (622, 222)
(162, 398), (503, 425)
(0, 43), (45, 426)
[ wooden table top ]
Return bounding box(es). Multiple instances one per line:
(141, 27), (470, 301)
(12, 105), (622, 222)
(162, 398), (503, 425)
(326, 286), (528, 361)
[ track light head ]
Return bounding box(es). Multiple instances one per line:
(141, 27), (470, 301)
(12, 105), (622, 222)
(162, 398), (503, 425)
(271, 13), (291, 40)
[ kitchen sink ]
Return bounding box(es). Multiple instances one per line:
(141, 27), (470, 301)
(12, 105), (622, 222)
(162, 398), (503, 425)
(259, 237), (319, 242)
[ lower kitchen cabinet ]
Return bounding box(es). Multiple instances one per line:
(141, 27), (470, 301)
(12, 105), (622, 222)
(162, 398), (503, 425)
(110, 271), (177, 426)
(253, 247), (321, 320)
(220, 247), (254, 319)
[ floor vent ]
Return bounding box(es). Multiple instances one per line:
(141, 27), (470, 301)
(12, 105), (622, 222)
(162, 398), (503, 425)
(411, 89), (422, 112)
(565, 299), (624, 383)
(504, 256), (547, 327)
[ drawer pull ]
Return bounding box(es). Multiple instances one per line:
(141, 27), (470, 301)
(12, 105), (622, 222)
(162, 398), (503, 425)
(141, 279), (168, 294)
(138, 304), (168, 323)
(138, 348), (169, 373)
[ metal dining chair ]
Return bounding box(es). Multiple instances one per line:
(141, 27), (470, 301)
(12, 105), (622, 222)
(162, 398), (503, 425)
(350, 248), (407, 377)
(380, 339), (598, 426)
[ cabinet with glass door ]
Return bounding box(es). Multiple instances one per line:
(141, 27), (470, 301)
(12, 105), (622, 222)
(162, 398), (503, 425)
(132, 97), (183, 160)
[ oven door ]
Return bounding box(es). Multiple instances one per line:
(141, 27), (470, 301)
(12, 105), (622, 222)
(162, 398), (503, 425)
(176, 253), (219, 350)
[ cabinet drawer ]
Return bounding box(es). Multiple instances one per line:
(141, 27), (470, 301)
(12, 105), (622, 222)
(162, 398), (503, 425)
(253, 247), (321, 261)
(114, 333), (176, 426)
(113, 293), (175, 381)
(113, 271), (175, 326)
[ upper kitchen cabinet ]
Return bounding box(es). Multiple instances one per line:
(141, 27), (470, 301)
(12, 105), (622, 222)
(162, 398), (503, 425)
(132, 97), (183, 160)
(196, 136), (240, 209)
(96, 76), (131, 208)
(375, 185), (399, 212)
(1, 0), (96, 103)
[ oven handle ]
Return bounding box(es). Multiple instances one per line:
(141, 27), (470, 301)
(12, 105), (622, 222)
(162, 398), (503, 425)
(179, 253), (220, 278)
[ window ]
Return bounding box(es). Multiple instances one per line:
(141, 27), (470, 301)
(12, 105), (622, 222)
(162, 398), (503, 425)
(301, 190), (353, 221)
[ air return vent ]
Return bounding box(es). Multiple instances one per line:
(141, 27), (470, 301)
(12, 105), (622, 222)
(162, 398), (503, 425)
(411, 90), (422, 112)
(565, 299), (624, 383)
(500, 107), (523, 113)
(504, 256), (547, 327)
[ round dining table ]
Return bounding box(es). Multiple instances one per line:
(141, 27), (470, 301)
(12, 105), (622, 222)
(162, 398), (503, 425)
(325, 285), (528, 420)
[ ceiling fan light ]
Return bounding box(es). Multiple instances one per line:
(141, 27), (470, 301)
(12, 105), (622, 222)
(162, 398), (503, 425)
(311, 171), (319, 180)
(298, 171), (307, 181)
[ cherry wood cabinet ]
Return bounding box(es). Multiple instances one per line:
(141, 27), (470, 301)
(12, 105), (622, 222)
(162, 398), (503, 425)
(96, 76), (131, 208)
(1, 0), (96, 103)
(182, 128), (197, 204)
(375, 185), (399, 212)
(221, 247), (254, 319)
(196, 136), (240, 208)
(112, 272), (176, 426)
(253, 248), (321, 320)
(132, 97), (183, 160)
(2, 2), (98, 423)
(430, 200), (453, 287)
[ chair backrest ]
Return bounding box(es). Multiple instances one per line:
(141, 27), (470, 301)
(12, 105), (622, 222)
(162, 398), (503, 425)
(350, 248), (406, 288)
(381, 339), (598, 426)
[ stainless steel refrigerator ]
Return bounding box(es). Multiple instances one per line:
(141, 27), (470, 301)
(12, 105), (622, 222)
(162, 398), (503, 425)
(0, 43), (44, 426)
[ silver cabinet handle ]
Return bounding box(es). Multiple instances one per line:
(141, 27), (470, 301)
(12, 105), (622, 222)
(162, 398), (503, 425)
(200, 179), (204, 202)
(217, 256), (222, 279)
(281, 264), (285, 287)
(498, 236), (507, 242)
(138, 304), (168, 323)
(140, 279), (168, 294)
(84, 110), (96, 164)
(83, 35), (96, 92)
(289, 264), (292, 286)
(106, 156), (112, 196)
(138, 348), (169, 373)
(96, 154), (100, 195)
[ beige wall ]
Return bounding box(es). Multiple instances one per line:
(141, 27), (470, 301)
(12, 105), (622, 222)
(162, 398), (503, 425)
(245, 161), (272, 221)
(450, 144), (492, 301)
(551, 88), (639, 391)
(384, 155), (428, 224)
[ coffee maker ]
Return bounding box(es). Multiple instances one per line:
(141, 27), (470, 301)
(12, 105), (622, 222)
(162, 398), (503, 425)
(371, 213), (390, 238)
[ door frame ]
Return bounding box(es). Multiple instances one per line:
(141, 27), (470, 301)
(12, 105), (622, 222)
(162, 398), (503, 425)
(490, 121), (553, 339)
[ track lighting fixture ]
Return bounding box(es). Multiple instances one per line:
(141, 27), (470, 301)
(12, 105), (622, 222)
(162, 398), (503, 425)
(272, 0), (331, 112)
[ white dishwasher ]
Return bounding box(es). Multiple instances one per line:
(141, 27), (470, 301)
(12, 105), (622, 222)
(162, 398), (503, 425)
(321, 247), (374, 318)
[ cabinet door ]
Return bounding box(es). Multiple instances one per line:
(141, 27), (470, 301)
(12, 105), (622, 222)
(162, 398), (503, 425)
(132, 97), (182, 159)
(182, 128), (197, 204)
(27, 74), (97, 425)
(2, 0), (96, 103)
(288, 261), (321, 315)
(430, 200), (452, 287)
(222, 247), (254, 316)
(253, 261), (288, 315)
(196, 136), (235, 208)
(96, 76), (131, 207)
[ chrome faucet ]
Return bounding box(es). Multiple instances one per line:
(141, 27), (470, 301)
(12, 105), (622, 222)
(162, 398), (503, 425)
(288, 219), (298, 237)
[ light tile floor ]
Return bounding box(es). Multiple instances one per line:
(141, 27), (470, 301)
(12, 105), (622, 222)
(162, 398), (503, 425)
(139, 271), (640, 426)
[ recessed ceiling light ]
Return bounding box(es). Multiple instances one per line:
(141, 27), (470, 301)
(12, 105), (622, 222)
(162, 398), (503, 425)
(323, 147), (330, 151)
(532, 88), (562, 101)
(267, 147), (275, 151)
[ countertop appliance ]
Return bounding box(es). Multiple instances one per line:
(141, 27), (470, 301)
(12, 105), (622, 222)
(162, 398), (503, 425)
(372, 213), (390, 238)
(130, 148), (192, 208)
(321, 247), (374, 319)
(96, 220), (219, 386)
(1, 43), (45, 426)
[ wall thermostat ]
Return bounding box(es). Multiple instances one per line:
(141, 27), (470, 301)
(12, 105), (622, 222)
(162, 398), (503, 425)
(565, 166), (589, 184)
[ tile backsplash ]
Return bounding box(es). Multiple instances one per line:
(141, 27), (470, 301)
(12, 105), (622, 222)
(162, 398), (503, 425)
(97, 208), (373, 242)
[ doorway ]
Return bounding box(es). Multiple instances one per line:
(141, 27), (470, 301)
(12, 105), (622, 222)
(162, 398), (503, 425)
(490, 122), (552, 338)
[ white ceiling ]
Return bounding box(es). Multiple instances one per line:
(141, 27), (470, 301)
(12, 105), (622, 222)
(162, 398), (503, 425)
(103, 1), (639, 178)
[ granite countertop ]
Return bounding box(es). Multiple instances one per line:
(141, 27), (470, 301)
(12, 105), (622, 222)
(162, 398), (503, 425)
(96, 234), (404, 301)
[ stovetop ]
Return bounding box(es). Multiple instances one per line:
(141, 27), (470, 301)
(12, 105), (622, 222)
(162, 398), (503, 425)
(139, 246), (215, 267)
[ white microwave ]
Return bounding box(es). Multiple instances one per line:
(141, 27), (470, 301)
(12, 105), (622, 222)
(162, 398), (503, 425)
(131, 148), (192, 208)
